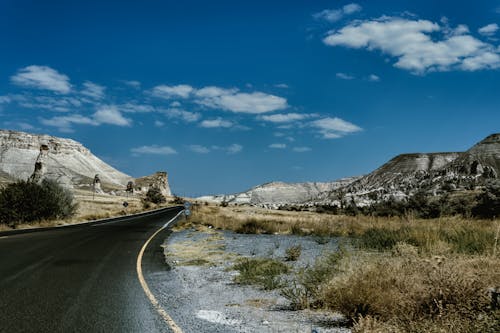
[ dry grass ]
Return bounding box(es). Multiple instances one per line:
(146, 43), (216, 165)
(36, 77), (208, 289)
(189, 204), (499, 254)
(0, 189), (174, 230)
(189, 203), (500, 332)
(166, 227), (236, 266)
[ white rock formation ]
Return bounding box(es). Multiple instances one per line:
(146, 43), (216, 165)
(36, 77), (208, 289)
(198, 178), (359, 206)
(134, 171), (172, 197)
(0, 130), (133, 188)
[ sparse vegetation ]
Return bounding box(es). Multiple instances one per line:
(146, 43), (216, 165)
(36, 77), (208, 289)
(187, 203), (500, 332)
(144, 186), (166, 204)
(284, 244), (302, 261)
(0, 180), (77, 226)
(231, 257), (289, 290)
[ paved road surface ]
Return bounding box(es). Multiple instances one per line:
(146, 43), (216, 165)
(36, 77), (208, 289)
(0, 207), (183, 333)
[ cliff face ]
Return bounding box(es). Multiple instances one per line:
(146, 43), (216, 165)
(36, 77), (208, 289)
(0, 130), (132, 188)
(134, 171), (172, 197)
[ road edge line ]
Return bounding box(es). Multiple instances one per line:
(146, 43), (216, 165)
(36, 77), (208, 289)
(136, 209), (184, 333)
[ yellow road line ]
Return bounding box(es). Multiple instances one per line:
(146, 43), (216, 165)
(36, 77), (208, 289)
(136, 210), (184, 333)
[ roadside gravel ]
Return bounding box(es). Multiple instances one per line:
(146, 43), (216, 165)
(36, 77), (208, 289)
(150, 227), (351, 333)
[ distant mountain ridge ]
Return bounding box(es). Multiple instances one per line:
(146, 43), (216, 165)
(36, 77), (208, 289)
(199, 134), (500, 208)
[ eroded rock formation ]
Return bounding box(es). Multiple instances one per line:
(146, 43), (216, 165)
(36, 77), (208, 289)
(134, 171), (172, 197)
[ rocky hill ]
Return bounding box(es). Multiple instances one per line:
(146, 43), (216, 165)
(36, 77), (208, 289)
(324, 133), (500, 206)
(198, 177), (359, 208)
(0, 130), (172, 196)
(199, 134), (499, 208)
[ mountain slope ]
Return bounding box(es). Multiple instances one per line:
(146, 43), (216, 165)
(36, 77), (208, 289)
(0, 130), (132, 188)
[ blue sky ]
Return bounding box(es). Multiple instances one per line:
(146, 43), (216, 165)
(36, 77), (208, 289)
(1, 0), (500, 196)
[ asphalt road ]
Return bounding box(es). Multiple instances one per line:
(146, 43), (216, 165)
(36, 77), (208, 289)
(0, 206), (183, 333)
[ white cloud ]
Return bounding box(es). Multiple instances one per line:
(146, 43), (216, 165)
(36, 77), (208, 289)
(14, 95), (82, 112)
(293, 146), (312, 153)
(211, 144), (243, 154)
(478, 23), (498, 36)
(93, 105), (132, 126)
(274, 83), (289, 89)
(81, 81), (105, 99)
(189, 145), (210, 154)
(152, 84), (194, 99)
(131, 145), (177, 156)
(4, 121), (34, 131)
(226, 144), (242, 154)
(310, 117), (362, 139)
(197, 91), (287, 114)
(11, 65), (71, 93)
(200, 118), (233, 128)
(40, 114), (98, 132)
(324, 17), (500, 73)
(151, 84), (287, 114)
(313, 3), (362, 22)
(154, 120), (165, 127)
(336, 72), (355, 80)
(0, 96), (11, 104)
(269, 143), (286, 149)
(120, 103), (156, 113)
(368, 74), (380, 81)
(122, 80), (141, 88)
(260, 113), (315, 123)
(194, 86), (237, 98)
(160, 108), (201, 122)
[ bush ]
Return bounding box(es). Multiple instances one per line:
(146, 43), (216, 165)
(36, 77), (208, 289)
(144, 187), (166, 204)
(472, 181), (500, 219)
(281, 249), (345, 309)
(232, 257), (289, 290)
(285, 245), (302, 261)
(0, 180), (77, 226)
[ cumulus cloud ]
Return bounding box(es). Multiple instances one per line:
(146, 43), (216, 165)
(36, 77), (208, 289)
(40, 114), (98, 132)
(336, 73), (355, 80)
(81, 81), (105, 99)
(260, 113), (316, 123)
(310, 117), (362, 139)
(293, 146), (312, 153)
(269, 143), (287, 149)
(40, 105), (132, 131)
(152, 84), (194, 99)
(151, 84), (288, 114)
(160, 108), (201, 122)
(200, 118), (233, 128)
(368, 74), (380, 81)
(93, 105), (131, 126)
(478, 23), (498, 36)
(323, 17), (500, 73)
(188, 145), (211, 154)
(197, 91), (287, 114)
(313, 3), (362, 22)
(131, 145), (177, 156)
(11, 65), (71, 93)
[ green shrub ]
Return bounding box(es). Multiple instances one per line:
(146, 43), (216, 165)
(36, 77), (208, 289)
(145, 187), (166, 204)
(472, 181), (500, 219)
(281, 249), (345, 309)
(0, 180), (77, 226)
(285, 245), (302, 261)
(231, 257), (289, 290)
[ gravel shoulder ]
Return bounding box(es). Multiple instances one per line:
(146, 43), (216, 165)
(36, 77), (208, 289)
(152, 227), (350, 333)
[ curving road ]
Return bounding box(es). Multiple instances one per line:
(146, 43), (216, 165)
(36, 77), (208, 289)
(0, 206), (183, 333)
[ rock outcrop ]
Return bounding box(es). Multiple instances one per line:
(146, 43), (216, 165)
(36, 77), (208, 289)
(198, 177), (359, 207)
(134, 171), (172, 197)
(0, 130), (133, 188)
(199, 133), (499, 209)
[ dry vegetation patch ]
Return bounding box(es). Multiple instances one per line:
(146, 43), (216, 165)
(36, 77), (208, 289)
(187, 203), (500, 332)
